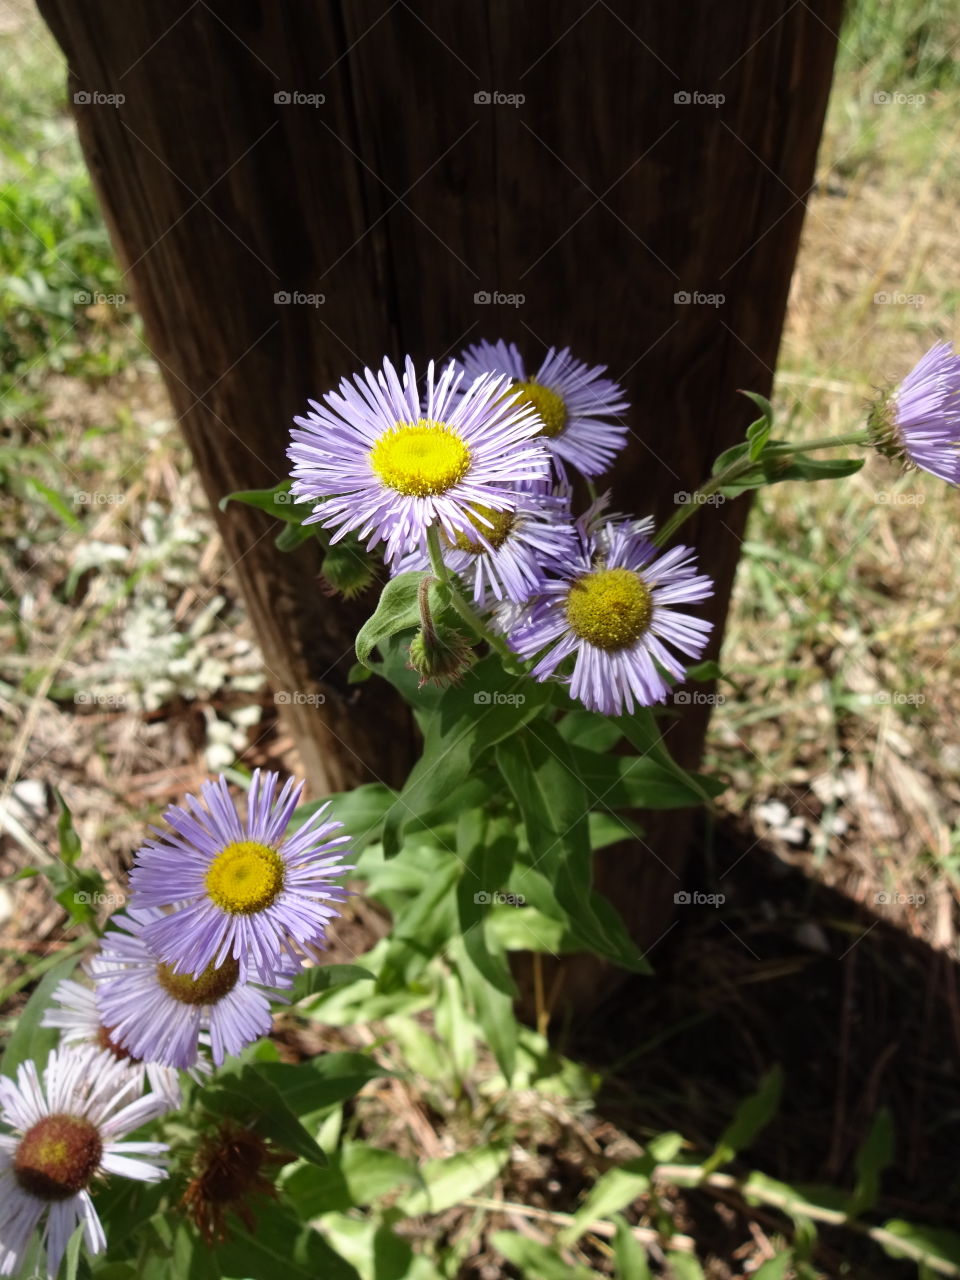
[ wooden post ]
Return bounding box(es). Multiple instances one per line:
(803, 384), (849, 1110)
(36, 0), (842, 959)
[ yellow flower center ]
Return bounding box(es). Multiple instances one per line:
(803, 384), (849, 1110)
(369, 419), (472, 496)
(443, 503), (515, 555)
(565, 567), (653, 651)
(205, 841), (285, 915)
(14, 1114), (103, 1200)
(510, 379), (568, 438)
(156, 956), (242, 1006)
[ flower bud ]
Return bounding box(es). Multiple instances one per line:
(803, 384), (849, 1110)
(407, 621), (476, 688)
(320, 538), (376, 599)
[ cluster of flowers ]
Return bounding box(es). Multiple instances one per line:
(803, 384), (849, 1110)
(0, 771), (351, 1278)
(288, 339), (715, 713)
(289, 338), (960, 714)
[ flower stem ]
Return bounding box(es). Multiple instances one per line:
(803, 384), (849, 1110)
(425, 525), (517, 665)
(653, 428), (872, 547)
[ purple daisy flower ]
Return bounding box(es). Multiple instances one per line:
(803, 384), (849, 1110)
(870, 341), (960, 485)
(460, 339), (629, 479)
(0, 1044), (168, 1279)
(507, 518), (714, 714)
(392, 480), (579, 606)
(127, 770), (351, 982)
(288, 355), (550, 562)
(42, 971), (210, 1107)
(94, 909), (290, 1069)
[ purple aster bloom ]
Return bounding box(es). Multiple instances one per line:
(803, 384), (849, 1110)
(507, 518), (714, 714)
(460, 339), (629, 479)
(0, 1044), (168, 1279)
(288, 355), (550, 562)
(127, 770), (351, 982)
(392, 480), (580, 606)
(94, 908), (290, 1069)
(42, 970), (211, 1107)
(871, 341), (960, 485)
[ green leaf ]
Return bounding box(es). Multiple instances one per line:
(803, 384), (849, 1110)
(848, 1108), (894, 1218)
(492, 1234), (595, 1280)
(561, 1133), (683, 1244)
(290, 782), (396, 853)
(497, 724), (646, 970)
(284, 1142), (421, 1216)
(213, 1203), (362, 1280)
(355, 571), (430, 669)
(665, 1253), (706, 1279)
(739, 389), (774, 425)
(395, 1145), (509, 1216)
(203, 1064), (329, 1166)
(566, 745), (722, 810)
(55, 789), (82, 864)
(456, 811), (519, 996)
(380, 652), (551, 857)
(557, 709), (624, 753)
(0, 951), (80, 1076)
(250, 1053), (387, 1115)
(377, 857), (460, 990)
(611, 1215), (651, 1279)
(219, 481), (305, 524)
(878, 1220), (960, 1270)
(685, 660), (724, 684)
(752, 1253), (795, 1279)
(275, 521), (317, 552)
(704, 1066), (782, 1173)
(290, 964), (375, 1002)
